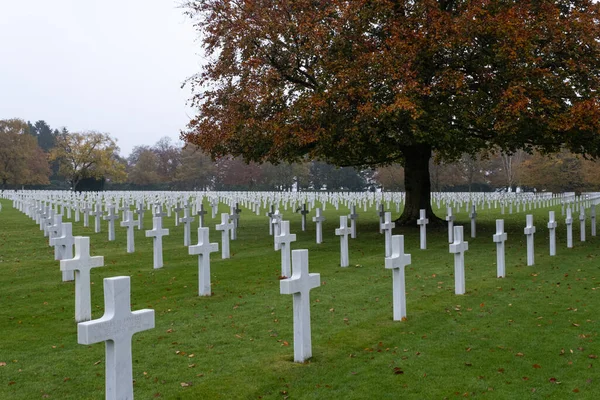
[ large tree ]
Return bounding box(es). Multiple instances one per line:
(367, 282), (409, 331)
(182, 0), (600, 224)
(0, 119), (50, 187)
(50, 131), (126, 189)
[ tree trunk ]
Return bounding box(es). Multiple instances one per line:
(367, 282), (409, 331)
(396, 144), (443, 226)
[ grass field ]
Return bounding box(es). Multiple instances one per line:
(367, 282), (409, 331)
(1, 196), (599, 399)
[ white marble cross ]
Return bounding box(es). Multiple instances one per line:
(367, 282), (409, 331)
(48, 214), (64, 260)
(385, 235), (412, 321)
(215, 213), (234, 259)
(275, 220), (297, 277)
(417, 209), (429, 249)
(579, 208), (586, 242)
(103, 205), (119, 241)
(492, 219), (507, 278)
(120, 210), (139, 253)
(180, 207), (195, 246)
(524, 214), (536, 266)
(381, 212), (395, 257)
(312, 208), (326, 244)
(548, 211), (557, 256)
(300, 204), (309, 232)
(91, 203), (102, 233)
(174, 203), (184, 227)
(197, 203), (207, 228)
(348, 204), (358, 239)
(189, 227), (219, 296)
(591, 205), (597, 237)
(449, 226), (468, 295)
(335, 216), (351, 267)
(469, 205), (477, 238)
(280, 249), (320, 363)
(135, 203), (145, 230)
(145, 216), (170, 269)
(377, 204), (385, 233)
(566, 207), (573, 248)
(271, 211), (283, 249)
(82, 203), (92, 227)
(78, 276), (154, 400)
(52, 222), (76, 281)
(60, 236), (104, 321)
(445, 206), (454, 243)
(229, 207), (240, 241)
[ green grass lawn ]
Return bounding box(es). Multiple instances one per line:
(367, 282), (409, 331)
(0, 196), (599, 399)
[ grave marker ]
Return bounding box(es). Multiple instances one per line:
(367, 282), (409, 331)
(449, 226), (468, 295)
(524, 214), (536, 266)
(334, 216), (351, 267)
(275, 220), (296, 277)
(120, 210), (138, 253)
(60, 237), (104, 321)
(189, 227), (219, 296)
(492, 220), (507, 278)
(280, 249), (320, 363)
(77, 276), (154, 400)
(215, 213), (234, 259)
(548, 211), (557, 256)
(417, 209), (429, 249)
(145, 217), (170, 269)
(384, 235), (412, 321)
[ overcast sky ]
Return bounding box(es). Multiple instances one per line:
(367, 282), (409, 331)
(0, 0), (203, 157)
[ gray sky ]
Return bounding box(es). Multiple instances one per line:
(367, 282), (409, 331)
(0, 0), (202, 157)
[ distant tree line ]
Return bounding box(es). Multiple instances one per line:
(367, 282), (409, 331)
(2, 117), (600, 193)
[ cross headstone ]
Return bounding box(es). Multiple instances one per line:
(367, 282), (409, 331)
(548, 211), (557, 256)
(174, 203), (184, 227)
(524, 214), (536, 266)
(60, 236), (104, 321)
(335, 216), (351, 267)
(145, 216), (170, 269)
(348, 204), (358, 239)
(579, 208), (586, 242)
(180, 207), (195, 246)
(267, 205), (275, 235)
(449, 226), (468, 295)
(215, 213), (234, 259)
(300, 204), (309, 232)
(381, 212), (395, 257)
(312, 208), (326, 244)
(377, 204), (385, 234)
(566, 207), (573, 248)
(189, 227), (219, 296)
(417, 209), (429, 249)
(492, 220), (507, 278)
(77, 276), (154, 400)
(280, 249), (320, 363)
(275, 220), (297, 277)
(52, 222), (76, 281)
(229, 207), (239, 241)
(591, 205), (597, 237)
(197, 203), (208, 228)
(271, 210), (283, 248)
(135, 203), (145, 230)
(446, 206), (454, 243)
(91, 203), (102, 233)
(469, 205), (477, 238)
(120, 210), (139, 253)
(103, 205), (119, 241)
(385, 235), (412, 321)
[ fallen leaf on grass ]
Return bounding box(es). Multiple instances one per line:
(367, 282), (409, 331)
(516, 353), (524, 357)
(573, 388), (580, 393)
(533, 364), (541, 369)
(180, 382), (192, 387)
(0, 362), (6, 367)
(588, 355), (598, 359)
(93, 360), (102, 365)
(393, 367), (404, 375)
(282, 341), (289, 346)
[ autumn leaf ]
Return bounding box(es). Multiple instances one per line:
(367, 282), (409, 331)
(393, 367), (404, 375)
(0, 362), (6, 367)
(180, 382), (192, 387)
(516, 352), (524, 357)
(533, 364), (541, 369)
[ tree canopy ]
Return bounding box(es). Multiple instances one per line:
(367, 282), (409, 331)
(181, 0), (600, 223)
(50, 131), (126, 189)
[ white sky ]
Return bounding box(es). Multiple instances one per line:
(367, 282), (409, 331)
(0, 0), (203, 157)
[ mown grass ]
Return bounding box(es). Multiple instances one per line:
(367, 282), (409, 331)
(0, 196), (599, 399)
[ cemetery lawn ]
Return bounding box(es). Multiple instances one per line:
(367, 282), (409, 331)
(1, 197), (599, 399)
